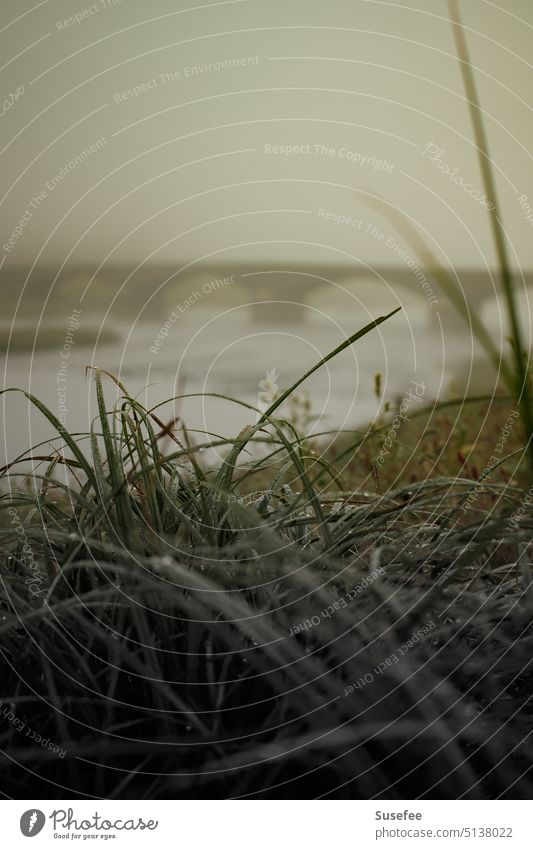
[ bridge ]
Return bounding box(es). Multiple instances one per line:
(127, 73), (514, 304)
(5, 264), (532, 340)
(157, 264), (531, 337)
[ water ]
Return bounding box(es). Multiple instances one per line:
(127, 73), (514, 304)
(0, 302), (479, 467)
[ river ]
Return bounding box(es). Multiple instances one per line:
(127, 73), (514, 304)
(1, 300), (495, 468)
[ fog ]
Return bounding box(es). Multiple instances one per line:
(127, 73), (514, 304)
(2, 0), (533, 268)
(2, 0), (533, 463)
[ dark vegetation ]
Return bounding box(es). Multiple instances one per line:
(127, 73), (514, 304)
(1, 319), (532, 798)
(0, 1), (532, 799)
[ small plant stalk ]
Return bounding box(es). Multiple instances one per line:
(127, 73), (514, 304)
(448, 0), (533, 472)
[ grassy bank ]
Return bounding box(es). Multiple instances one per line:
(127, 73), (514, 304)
(1, 330), (532, 797)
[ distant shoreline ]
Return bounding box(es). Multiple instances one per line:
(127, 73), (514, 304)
(0, 324), (120, 353)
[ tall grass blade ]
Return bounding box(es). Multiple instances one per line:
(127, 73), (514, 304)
(448, 0), (533, 470)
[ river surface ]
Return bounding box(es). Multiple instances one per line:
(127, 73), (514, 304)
(1, 301), (494, 468)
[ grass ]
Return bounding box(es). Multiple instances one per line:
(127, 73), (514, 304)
(1, 311), (532, 799)
(1, 3), (532, 803)
(360, 1), (533, 471)
(448, 0), (532, 436)
(330, 393), (528, 496)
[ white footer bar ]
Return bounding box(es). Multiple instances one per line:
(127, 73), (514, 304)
(2, 800), (532, 847)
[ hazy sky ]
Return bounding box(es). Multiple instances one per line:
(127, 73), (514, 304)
(2, 0), (533, 271)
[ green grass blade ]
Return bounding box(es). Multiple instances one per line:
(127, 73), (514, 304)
(448, 0), (533, 471)
(258, 308), (402, 427)
(0, 388), (97, 489)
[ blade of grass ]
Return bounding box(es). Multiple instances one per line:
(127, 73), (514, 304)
(215, 309), (401, 489)
(448, 0), (533, 472)
(0, 389), (97, 489)
(258, 308), (401, 427)
(360, 194), (514, 389)
(93, 371), (139, 550)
